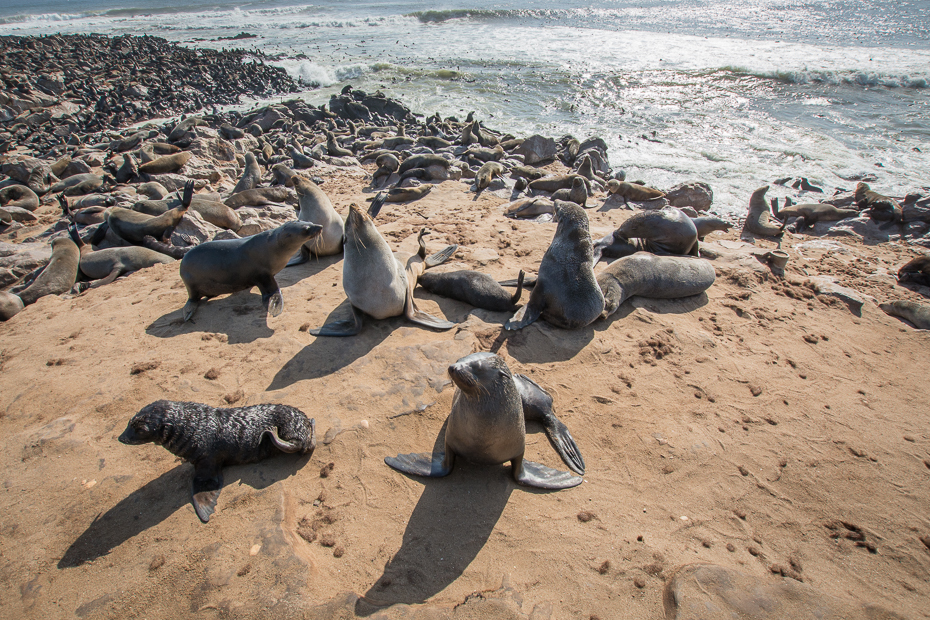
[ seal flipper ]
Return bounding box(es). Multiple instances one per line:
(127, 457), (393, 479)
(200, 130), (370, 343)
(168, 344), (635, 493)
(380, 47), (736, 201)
(263, 427), (304, 454)
(512, 456), (582, 490)
(310, 304), (364, 336)
(514, 373), (585, 474)
(404, 272), (456, 330)
(505, 289), (543, 330)
(256, 277), (283, 317)
(385, 449), (454, 477)
(285, 246), (310, 267)
(182, 299), (199, 322)
(191, 461), (224, 523)
(423, 244), (458, 268)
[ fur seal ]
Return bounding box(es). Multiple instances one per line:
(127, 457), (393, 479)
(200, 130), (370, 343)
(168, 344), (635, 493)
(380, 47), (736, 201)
(137, 182), (170, 200)
(879, 300), (930, 329)
(287, 176), (344, 265)
(0, 184), (39, 211)
(773, 201), (858, 231)
(529, 174), (583, 193)
(0, 291), (24, 321)
(855, 182), (902, 223)
(384, 184), (432, 202)
(399, 154), (451, 174)
(510, 166), (547, 181)
(115, 153), (138, 183)
(419, 270), (525, 312)
(593, 206), (699, 264)
(223, 187), (290, 209)
(311, 197), (456, 336)
(119, 400), (316, 522)
(606, 180), (665, 201)
(504, 197), (555, 219)
(897, 255), (930, 286)
(232, 152), (263, 195)
(597, 252), (716, 318)
(108, 181), (194, 244)
(506, 201), (604, 330)
(385, 352), (584, 489)
(180, 220), (323, 321)
(48, 173), (107, 196)
(690, 216), (732, 240)
(372, 153), (400, 187)
(476, 161), (504, 191)
(741, 186), (785, 238)
(551, 177), (587, 206)
(271, 163), (299, 187)
(69, 225), (175, 291)
(138, 152), (191, 175)
(133, 196), (241, 231)
(16, 237), (80, 306)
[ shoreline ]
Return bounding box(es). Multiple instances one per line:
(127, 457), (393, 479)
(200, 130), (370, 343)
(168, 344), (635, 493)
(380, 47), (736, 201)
(1, 34), (929, 620)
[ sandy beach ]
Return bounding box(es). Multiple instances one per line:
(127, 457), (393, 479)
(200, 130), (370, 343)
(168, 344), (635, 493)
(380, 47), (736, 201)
(2, 33), (930, 620)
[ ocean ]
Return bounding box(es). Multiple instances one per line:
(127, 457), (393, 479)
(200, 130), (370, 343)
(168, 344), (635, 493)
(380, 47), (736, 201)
(1, 0), (928, 215)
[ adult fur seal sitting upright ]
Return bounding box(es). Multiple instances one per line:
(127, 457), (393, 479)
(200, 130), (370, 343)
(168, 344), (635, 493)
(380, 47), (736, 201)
(119, 400), (316, 522)
(741, 186), (785, 238)
(386, 352), (584, 489)
(506, 201), (604, 330)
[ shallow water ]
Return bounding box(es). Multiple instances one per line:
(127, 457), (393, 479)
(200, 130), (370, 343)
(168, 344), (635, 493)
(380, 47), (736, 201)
(2, 0), (928, 215)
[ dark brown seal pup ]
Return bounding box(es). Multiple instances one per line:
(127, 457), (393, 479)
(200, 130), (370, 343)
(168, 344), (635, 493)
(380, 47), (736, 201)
(741, 186), (785, 238)
(506, 201), (604, 330)
(596, 252), (716, 318)
(593, 206), (699, 264)
(16, 237), (80, 306)
(119, 400), (316, 522)
(418, 270), (525, 312)
(385, 352), (584, 489)
(179, 220), (323, 321)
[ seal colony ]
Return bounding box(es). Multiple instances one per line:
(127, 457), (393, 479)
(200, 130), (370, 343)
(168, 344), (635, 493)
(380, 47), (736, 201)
(0, 33), (928, 620)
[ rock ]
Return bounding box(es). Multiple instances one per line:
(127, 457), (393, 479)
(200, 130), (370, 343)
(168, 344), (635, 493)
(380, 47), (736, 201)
(171, 210), (221, 245)
(0, 241), (52, 287)
(805, 276), (869, 312)
(665, 182), (714, 212)
(1, 158), (58, 195)
(815, 215), (895, 242)
(237, 218), (280, 237)
(664, 564), (905, 620)
(143, 174), (209, 193)
(187, 137), (237, 162)
(181, 157), (223, 183)
(515, 134), (558, 165)
(0, 290), (24, 320)
(212, 230), (241, 241)
(903, 201), (930, 223)
(232, 135), (261, 154)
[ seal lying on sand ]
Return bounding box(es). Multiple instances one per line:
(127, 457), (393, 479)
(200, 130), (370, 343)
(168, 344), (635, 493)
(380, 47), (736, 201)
(107, 181), (194, 244)
(119, 400), (316, 522)
(741, 186), (785, 238)
(180, 220), (323, 321)
(506, 201), (604, 330)
(386, 352), (584, 489)
(593, 206), (699, 264)
(419, 269), (525, 312)
(69, 225), (175, 291)
(897, 255), (930, 287)
(311, 194), (456, 336)
(879, 300), (930, 330)
(596, 252), (716, 318)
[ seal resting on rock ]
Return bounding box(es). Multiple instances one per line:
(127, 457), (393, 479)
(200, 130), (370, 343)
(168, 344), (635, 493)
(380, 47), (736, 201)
(741, 186), (785, 238)
(855, 182), (903, 223)
(119, 400), (316, 522)
(180, 220), (323, 321)
(593, 206), (699, 264)
(16, 236), (80, 306)
(773, 201), (858, 231)
(596, 252), (716, 318)
(385, 352), (584, 489)
(506, 201), (604, 330)
(311, 195), (456, 336)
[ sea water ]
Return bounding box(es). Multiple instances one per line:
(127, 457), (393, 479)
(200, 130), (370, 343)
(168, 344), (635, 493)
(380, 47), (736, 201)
(1, 0), (928, 215)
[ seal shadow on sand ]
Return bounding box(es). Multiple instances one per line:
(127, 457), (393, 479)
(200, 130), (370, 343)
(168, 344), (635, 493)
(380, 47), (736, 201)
(57, 453), (313, 569)
(144, 256), (340, 345)
(354, 420), (558, 615)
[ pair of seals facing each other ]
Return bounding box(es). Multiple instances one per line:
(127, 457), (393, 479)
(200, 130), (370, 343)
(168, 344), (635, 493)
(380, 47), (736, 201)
(311, 193), (457, 336)
(180, 220), (323, 321)
(386, 352), (585, 489)
(592, 206), (700, 264)
(119, 400), (316, 522)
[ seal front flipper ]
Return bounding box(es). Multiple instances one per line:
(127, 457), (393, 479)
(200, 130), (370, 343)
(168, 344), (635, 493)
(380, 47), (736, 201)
(505, 295), (543, 330)
(385, 450), (454, 477)
(256, 277), (283, 317)
(191, 461), (224, 523)
(182, 299), (200, 322)
(513, 456), (582, 490)
(310, 304), (364, 336)
(285, 246), (310, 268)
(514, 373), (585, 474)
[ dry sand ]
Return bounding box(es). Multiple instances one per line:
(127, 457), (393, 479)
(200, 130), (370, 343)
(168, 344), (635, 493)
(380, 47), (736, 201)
(1, 171), (929, 619)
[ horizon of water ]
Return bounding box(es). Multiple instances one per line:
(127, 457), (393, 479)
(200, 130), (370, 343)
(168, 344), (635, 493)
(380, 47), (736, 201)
(1, 0), (928, 215)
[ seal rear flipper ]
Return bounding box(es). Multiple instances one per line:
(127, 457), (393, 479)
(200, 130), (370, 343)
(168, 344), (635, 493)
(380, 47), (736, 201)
(191, 463), (224, 523)
(404, 272), (456, 329)
(385, 451), (454, 477)
(513, 457), (582, 490)
(424, 244), (458, 268)
(182, 299), (199, 322)
(310, 304), (364, 337)
(500, 273), (537, 288)
(505, 298), (542, 330)
(368, 192), (386, 219)
(263, 426), (309, 454)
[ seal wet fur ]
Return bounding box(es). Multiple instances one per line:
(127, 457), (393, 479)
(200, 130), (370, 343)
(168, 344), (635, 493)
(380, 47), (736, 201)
(505, 200), (604, 330)
(180, 220), (323, 321)
(385, 352), (584, 489)
(119, 400), (316, 522)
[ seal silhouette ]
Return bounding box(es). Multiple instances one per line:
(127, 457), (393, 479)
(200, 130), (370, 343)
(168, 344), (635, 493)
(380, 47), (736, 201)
(119, 400), (316, 522)
(180, 220), (323, 321)
(385, 352), (584, 489)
